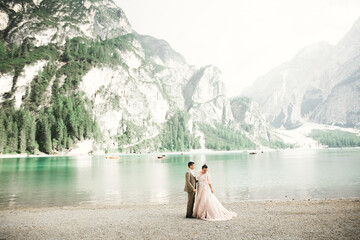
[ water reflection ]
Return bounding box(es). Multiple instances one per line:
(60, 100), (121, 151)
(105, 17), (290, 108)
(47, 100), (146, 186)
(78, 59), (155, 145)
(0, 149), (360, 208)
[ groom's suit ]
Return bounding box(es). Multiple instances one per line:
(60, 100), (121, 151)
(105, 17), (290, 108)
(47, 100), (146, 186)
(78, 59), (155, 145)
(184, 169), (197, 217)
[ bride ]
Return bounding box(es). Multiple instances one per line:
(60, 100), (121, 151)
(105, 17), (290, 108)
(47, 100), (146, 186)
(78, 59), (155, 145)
(193, 164), (237, 221)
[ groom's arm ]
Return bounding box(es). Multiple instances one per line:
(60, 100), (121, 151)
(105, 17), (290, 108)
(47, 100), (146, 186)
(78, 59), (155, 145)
(185, 172), (195, 192)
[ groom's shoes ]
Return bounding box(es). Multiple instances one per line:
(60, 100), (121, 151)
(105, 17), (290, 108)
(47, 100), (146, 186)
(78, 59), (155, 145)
(186, 215), (194, 218)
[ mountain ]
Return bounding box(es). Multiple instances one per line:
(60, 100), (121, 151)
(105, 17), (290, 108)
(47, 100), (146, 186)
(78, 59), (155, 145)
(0, 0), (273, 154)
(244, 17), (360, 129)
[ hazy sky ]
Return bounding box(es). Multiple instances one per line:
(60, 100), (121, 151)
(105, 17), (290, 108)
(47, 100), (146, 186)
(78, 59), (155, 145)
(115, 0), (360, 97)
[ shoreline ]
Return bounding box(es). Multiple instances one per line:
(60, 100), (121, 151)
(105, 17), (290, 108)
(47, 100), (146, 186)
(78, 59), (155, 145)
(1, 199), (359, 239)
(1, 197), (359, 211)
(1, 147), (359, 159)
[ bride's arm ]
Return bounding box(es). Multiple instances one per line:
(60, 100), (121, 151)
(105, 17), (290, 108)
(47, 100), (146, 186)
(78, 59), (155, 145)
(209, 183), (214, 193)
(207, 174), (214, 193)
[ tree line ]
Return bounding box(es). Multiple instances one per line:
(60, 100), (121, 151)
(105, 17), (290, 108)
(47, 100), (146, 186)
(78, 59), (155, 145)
(200, 122), (256, 150)
(310, 129), (360, 148)
(0, 95), (100, 154)
(159, 111), (201, 151)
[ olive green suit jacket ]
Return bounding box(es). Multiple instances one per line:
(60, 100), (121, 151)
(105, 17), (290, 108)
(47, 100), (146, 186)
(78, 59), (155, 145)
(184, 170), (197, 193)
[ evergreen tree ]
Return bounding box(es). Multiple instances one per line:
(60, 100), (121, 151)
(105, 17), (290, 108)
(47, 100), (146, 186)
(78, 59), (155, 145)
(7, 122), (19, 153)
(27, 116), (37, 153)
(37, 116), (52, 154)
(19, 129), (26, 153)
(0, 41), (6, 60)
(0, 112), (6, 153)
(10, 44), (18, 59)
(55, 118), (65, 147)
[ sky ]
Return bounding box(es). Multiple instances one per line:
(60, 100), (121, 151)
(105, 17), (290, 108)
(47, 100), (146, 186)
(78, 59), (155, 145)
(114, 0), (360, 97)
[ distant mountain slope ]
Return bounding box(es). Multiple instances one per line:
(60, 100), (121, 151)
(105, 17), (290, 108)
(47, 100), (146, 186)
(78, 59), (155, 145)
(244, 17), (360, 128)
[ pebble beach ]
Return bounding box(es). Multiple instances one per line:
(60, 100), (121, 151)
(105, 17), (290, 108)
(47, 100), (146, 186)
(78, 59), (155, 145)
(1, 199), (359, 239)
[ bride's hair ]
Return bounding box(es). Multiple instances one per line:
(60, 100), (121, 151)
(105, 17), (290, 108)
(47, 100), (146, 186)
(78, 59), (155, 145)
(202, 164), (208, 169)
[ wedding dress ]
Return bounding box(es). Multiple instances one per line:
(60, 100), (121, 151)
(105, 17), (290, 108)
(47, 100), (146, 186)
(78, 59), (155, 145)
(192, 171), (237, 221)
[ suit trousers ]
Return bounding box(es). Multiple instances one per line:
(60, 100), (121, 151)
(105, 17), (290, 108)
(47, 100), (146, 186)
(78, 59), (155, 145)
(186, 191), (195, 217)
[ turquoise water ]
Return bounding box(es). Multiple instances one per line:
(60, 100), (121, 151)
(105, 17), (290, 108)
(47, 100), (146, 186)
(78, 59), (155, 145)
(0, 149), (359, 208)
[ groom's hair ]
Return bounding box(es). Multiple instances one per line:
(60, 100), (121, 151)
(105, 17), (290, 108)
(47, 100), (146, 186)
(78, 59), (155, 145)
(188, 161), (194, 168)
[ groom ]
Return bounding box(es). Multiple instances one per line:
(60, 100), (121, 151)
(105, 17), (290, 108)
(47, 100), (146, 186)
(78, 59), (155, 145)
(184, 161), (197, 218)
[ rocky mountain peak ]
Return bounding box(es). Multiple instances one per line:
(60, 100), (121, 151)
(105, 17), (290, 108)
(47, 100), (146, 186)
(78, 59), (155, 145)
(0, 0), (132, 46)
(243, 16), (360, 129)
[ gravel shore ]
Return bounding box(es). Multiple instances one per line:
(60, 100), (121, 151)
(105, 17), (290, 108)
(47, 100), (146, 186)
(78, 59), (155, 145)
(1, 199), (359, 240)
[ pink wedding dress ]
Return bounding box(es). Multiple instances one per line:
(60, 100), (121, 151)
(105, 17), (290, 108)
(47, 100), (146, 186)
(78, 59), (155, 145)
(192, 171), (237, 221)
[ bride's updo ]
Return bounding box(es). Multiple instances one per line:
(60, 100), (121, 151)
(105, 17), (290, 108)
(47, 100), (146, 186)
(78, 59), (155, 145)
(202, 164), (208, 169)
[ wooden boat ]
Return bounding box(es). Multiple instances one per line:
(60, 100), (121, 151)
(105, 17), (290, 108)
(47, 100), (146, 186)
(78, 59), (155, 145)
(106, 156), (120, 159)
(249, 152), (257, 155)
(157, 156), (163, 159)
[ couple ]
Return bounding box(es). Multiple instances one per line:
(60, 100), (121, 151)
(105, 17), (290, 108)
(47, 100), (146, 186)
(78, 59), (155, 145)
(184, 161), (237, 221)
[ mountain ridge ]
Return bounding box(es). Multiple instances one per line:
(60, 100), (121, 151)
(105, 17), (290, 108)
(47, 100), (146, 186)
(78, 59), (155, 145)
(0, 0), (273, 154)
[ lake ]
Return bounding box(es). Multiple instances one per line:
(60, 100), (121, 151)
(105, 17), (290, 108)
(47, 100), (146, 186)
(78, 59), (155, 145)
(0, 149), (359, 208)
